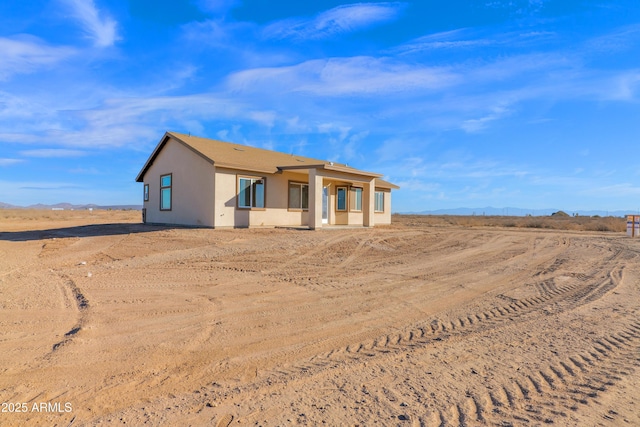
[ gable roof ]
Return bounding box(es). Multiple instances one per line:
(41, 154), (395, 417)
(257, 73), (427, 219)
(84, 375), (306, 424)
(136, 131), (399, 189)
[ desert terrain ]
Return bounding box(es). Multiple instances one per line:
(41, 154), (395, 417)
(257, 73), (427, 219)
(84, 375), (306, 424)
(0, 210), (638, 426)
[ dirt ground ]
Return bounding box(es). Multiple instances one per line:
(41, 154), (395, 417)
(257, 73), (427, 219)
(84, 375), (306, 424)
(1, 210), (639, 426)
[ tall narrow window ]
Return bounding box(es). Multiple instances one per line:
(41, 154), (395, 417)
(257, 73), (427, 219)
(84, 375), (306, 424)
(288, 182), (309, 210)
(336, 187), (347, 211)
(238, 177), (251, 208)
(144, 184), (149, 202)
(238, 177), (265, 208)
(160, 174), (172, 211)
(351, 187), (362, 211)
(374, 191), (384, 212)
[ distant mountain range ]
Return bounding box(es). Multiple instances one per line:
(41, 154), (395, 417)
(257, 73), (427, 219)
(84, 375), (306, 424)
(402, 207), (630, 217)
(0, 202), (630, 217)
(0, 202), (141, 210)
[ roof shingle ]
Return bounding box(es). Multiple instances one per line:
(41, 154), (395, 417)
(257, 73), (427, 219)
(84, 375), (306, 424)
(136, 131), (399, 189)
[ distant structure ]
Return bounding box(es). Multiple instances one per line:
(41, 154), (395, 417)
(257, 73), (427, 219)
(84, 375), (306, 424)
(626, 215), (640, 237)
(136, 131), (399, 229)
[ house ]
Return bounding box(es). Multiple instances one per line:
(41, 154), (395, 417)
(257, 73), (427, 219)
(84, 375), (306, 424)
(135, 131), (399, 229)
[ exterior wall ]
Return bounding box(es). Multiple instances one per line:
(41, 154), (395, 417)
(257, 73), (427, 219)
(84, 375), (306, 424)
(251, 170), (310, 227)
(348, 211), (365, 225)
(329, 182), (348, 225)
(213, 168), (237, 227)
(141, 143), (395, 228)
(143, 138), (215, 227)
(214, 168), (311, 228)
(374, 189), (392, 225)
(326, 180), (376, 226)
(333, 212), (348, 225)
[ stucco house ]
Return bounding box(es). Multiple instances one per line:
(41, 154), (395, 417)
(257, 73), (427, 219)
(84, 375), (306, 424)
(135, 131), (399, 229)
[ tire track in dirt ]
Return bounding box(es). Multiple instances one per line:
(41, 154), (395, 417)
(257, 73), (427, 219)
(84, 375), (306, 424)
(260, 232), (361, 275)
(261, 230), (425, 289)
(336, 233), (384, 269)
(420, 323), (640, 426)
(225, 322), (640, 427)
(245, 241), (627, 410)
(214, 414), (233, 427)
(254, 276), (583, 383)
(64, 226), (638, 427)
(170, 236), (625, 422)
(284, 234), (557, 294)
(38, 237), (81, 258)
(50, 275), (89, 352)
(528, 247), (626, 314)
(336, 232), (420, 269)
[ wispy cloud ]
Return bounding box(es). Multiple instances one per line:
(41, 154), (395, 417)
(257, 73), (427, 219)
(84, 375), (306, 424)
(195, 0), (241, 14)
(0, 158), (23, 166)
(393, 29), (492, 54)
(60, 0), (119, 47)
(263, 2), (405, 40)
(69, 166), (100, 174)
(586, 23), (640, 54)
(1, 10), (637, 164)
(584, 182), (640, 197)
(0, 93), (275, 149)
(182, 18), (254, 50)
(0, 35), (75, 80)
(392, 178), (441, 193)
(20, 184), (83, 191)
(461, 106), (511, 133)
(386, 154), (532, 189)
(0, 42), (633, 157)
(227, 56), (457, 95)
(607, 71), (640, 101)
(19, 148), (87, 158)
(393, 28), (557, 55)
(484, 0), (547, 15)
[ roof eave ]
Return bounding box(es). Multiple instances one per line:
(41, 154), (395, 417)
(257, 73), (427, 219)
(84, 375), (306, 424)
(135, 132), (171, 182)
(323, 163), (382, 178)
(277, 163), (382, 178)
(376, 182), (400, 190)
(135, 131), (215, 182)
(214, 162), (277, 175)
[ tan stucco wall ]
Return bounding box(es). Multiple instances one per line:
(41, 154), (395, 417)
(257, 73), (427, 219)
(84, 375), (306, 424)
(374, 189), (392, 225)
(141, 142), (395, 228)
(214, 168), (311, 228)
(212, 168), (237, 227)
(142, 138), (215, 227)
(326, 181), (368, 226)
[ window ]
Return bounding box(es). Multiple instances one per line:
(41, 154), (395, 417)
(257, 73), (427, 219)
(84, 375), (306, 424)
(350, 187), (363, 211)
(160, 174), (172, 211)
(374, 191), (384, 212)
(238, 176), (265, 208)
(144, 184), (149, 202)
(336, 187), (347, 211)
(288, 182), (309, 210)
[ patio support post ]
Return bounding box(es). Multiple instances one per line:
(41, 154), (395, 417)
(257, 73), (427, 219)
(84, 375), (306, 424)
(363, 178), (375, 227)
(309, 168), (323, 230)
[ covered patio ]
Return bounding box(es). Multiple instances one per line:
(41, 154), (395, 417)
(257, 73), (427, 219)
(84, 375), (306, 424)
(278, 163), (384, 230)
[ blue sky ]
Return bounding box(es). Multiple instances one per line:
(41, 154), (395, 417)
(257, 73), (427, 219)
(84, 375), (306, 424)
(1, 0), (639, 212)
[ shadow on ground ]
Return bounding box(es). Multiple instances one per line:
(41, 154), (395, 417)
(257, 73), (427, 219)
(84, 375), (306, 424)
(0, 223), (177, 242)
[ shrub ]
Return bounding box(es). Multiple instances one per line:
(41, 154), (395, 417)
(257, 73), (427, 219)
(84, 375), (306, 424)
(525, 220), (544, 228)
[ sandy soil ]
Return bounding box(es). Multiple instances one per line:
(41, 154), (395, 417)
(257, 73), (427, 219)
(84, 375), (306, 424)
(1, 210), (639, 426)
